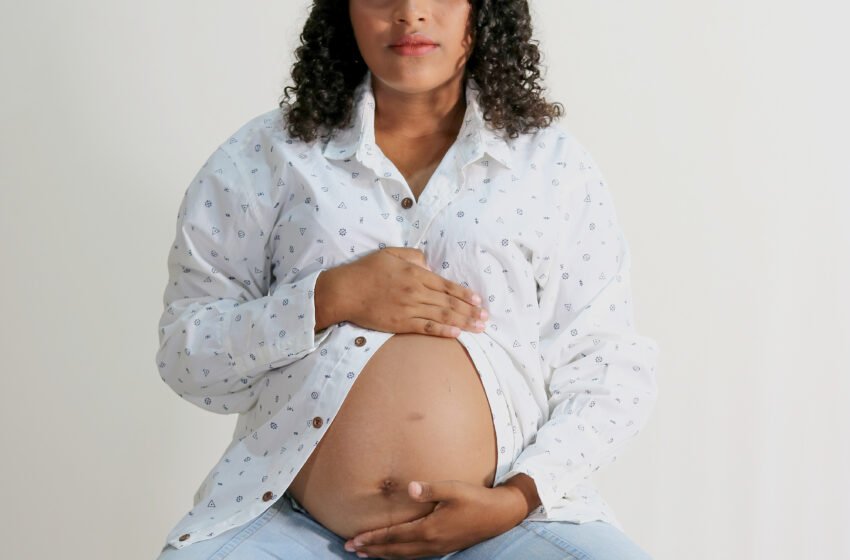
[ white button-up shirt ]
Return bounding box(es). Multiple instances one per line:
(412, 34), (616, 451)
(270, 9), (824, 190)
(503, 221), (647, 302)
(156, 69), (660, 550)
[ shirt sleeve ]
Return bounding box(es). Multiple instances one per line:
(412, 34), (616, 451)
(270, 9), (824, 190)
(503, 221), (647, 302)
(155, 145), (335, 415)
(498, 135), (661, 517)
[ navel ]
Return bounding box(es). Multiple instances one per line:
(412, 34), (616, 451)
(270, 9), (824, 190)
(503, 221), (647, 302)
(379, 478), (396, 497)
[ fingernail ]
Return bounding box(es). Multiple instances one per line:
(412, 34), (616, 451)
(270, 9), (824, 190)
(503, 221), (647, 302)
(344, 542), (355, 552)
(353, 539), (363, 547)
(357, 552), (367, 558)
(472, 293), (482, 304)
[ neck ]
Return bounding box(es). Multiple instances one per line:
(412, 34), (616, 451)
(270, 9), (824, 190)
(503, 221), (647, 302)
(372, 74), (467, 141)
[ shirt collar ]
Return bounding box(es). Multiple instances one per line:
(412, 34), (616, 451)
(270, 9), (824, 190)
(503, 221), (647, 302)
(322, 69), (513, 171)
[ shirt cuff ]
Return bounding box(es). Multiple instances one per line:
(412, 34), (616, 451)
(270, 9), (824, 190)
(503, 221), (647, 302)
(226, 268), (334, 375)
(495, 453), (594, 519)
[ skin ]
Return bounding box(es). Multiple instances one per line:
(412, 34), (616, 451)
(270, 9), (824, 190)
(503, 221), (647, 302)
(349, 0), (474, 142)
(342, 1), (543, 557)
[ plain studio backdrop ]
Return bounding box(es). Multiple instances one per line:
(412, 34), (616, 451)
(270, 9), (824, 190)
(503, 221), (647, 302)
(1, 1), (847, 558)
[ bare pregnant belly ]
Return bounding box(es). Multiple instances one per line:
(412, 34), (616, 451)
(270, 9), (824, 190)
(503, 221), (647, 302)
(286, 333), (498, 539)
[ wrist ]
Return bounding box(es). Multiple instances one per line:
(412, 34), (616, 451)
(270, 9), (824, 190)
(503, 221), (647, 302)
(314, 266), (346, 331)
(501, 473), (541, 520)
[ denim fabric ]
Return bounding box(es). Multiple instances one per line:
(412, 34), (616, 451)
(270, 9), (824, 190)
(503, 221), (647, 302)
(157, 491), (652, 560)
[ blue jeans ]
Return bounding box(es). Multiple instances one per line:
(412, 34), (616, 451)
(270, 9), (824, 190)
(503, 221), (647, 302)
(157, 491), (652, 559)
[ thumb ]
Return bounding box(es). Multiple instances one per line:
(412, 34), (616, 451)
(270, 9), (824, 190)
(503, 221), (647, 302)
(409, 249), (432, 272)
(408, 480), (454, 502)
(385, 247), (432, 272)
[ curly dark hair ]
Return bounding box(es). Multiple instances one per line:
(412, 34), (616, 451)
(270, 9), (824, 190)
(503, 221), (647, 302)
(278, 0), (564, 144)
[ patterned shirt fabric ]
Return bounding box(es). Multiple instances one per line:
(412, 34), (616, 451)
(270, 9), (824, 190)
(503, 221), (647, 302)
(156, 69), (660, 550)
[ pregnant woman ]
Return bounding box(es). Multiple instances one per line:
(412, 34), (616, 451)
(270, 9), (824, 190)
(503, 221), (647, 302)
(155, 1), (659, 559)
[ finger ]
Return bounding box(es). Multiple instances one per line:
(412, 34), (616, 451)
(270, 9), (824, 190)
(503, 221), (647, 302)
(414, 274), (486, 316)
(349, 514), (431, 547)
(408, 317), (461, 338)
(413, 301), (486, 335)
(421, 272), (483, 309)
(411, 480), (460, 503)
(356, 541), (437, 559)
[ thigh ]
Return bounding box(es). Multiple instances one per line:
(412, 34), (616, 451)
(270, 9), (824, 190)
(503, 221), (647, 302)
(156, 492), (355, 560)
(443, 519), (652, 560)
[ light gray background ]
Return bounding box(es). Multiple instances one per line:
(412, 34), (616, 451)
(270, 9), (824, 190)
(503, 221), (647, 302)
(1, 1), (847, 558)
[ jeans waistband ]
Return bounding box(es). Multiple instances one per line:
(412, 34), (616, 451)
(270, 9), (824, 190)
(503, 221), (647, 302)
(282, 489), (315, 519)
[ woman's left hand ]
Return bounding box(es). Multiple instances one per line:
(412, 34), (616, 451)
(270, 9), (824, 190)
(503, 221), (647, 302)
(343, 479), (525, 559)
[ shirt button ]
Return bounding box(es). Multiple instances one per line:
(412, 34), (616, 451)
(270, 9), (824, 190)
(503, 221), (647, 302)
(179, 534), (190, 542)
(262, 491), (274, 502)
(401, 197), (414, 209)
(312, 416), (323, 428)
(354, 336), (366, 346)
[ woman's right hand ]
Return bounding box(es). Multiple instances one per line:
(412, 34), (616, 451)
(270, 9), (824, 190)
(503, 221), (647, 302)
(332, 247), (489, 338)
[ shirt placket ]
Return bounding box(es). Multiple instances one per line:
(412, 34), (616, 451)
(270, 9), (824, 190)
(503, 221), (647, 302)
(369, 148), (479, 251)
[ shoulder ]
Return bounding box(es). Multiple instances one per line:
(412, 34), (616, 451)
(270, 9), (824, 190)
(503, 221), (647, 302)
(503, 121), (597, 173)
(535, 122), (597, 166)
(216, 107), (314, 164)
(506, 122), (606, 205)
(208, 107), (321, 214)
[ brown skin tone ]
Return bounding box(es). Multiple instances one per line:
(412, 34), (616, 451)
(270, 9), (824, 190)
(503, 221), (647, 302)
(326, 1), (542, 558)
(353, 0), (474, 202)
(350, 0), (474, 140)
(319, 247), (489, 336)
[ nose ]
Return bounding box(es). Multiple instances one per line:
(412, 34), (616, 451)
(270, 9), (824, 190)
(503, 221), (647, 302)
(394, 1), (429, 23)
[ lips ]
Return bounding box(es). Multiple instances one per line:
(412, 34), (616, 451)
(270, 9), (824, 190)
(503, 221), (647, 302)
(390, 33), (438, 47)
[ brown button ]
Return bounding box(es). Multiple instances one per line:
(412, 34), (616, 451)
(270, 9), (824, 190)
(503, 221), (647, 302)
(401, 197), (414, 209)
(262, 491), (274, 502)
(312, 416), (323, 428)
(354, 336), (366, 346)
(179, 534), (190, 542)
